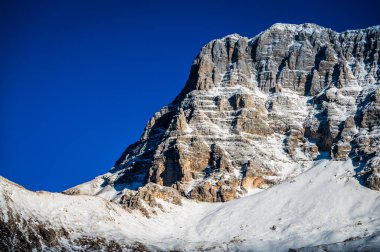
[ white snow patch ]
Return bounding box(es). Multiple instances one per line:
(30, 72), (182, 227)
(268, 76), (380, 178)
(1, 159), (379, 251)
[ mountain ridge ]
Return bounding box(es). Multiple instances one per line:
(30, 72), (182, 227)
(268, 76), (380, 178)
(1, 23), (380, 251)
(66, 23), (380, 205)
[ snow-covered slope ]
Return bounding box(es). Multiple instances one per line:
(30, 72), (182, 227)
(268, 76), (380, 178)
(1, 23), (380, 251)
(1, 160), (380, 251)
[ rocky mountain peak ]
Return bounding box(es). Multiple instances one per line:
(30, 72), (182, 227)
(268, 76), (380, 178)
(65, 23), (380, 207)
(269, 22), (325, 32)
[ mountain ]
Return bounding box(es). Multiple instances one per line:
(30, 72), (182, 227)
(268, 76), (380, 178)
(67, 23), (380, 204)
(1, 23), (380, 251)
(1, 160), (380, 251)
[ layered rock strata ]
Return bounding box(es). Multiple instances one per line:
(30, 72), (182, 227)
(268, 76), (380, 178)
(67, 23), (380, 203)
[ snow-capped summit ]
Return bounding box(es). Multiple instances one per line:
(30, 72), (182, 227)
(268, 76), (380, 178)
(66, 23), (380, 205)
(1, 23), (380, 251)
(269, 22), (324, 32)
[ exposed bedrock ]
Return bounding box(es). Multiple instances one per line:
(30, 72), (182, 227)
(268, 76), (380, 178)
(67, 23), (380, 203)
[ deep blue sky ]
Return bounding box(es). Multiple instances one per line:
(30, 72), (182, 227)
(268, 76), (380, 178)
(1, 0), (379, 192)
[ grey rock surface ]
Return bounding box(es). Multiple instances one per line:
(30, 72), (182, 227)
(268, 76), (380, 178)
(68, 23), (380, 203)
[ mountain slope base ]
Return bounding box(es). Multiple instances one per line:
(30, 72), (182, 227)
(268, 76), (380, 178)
(1, 159), (379, 251)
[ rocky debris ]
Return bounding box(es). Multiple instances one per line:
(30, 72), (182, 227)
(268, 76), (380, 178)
(189, 180), (238, 202)
(289, 233), (380, 252)
(0, 214), (68, 251)
(119, 183), (182, 217)
(333, 141), (352, 160)
(0, 215), (148, 252)
(366, 157), (380, 190)
(284, 129), (305, 159)
(0, 177), (155, 252)
(67, 23), (380, 203)
(0, 198), (143, 252)
(241, 160), (275, 190)
(360, 89), (380, 129)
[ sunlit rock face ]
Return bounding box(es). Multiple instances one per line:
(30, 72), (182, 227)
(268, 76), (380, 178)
(67, 23), (380, 203)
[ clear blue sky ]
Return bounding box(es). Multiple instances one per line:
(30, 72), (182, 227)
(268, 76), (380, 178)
(1, 0), (379, 192)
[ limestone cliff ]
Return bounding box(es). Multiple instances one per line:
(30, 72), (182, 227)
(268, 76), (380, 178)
(66, 23), (380, 203)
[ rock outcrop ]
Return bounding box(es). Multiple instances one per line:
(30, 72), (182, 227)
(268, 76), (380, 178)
(365, 157), (380, 190)
(67, 23), (380, 203)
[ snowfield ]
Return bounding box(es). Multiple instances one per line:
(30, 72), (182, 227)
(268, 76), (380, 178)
(1, 159), (380, 251)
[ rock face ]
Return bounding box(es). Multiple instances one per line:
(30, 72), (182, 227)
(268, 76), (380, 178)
(68, 23), (380, 203)
(365, 157), (380, 190)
